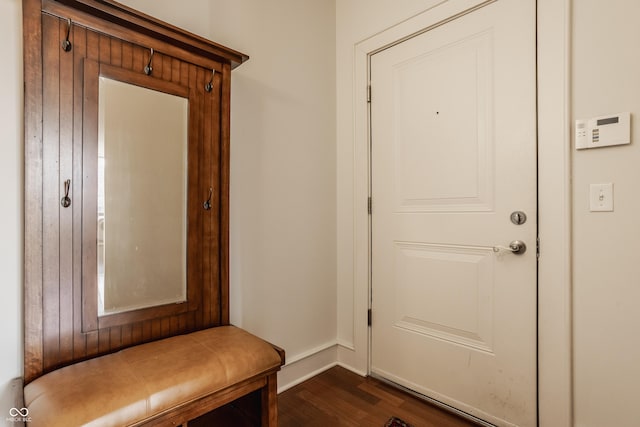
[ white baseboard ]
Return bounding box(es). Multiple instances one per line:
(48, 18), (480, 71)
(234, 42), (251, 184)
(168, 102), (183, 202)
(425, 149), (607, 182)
(277, 342), (338, 393)
(335, 362), (367, 378)
(276, 341), (371, 393)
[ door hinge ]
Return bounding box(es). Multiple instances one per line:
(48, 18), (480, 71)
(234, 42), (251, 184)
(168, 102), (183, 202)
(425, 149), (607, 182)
(536, 236), (540, 259)
(367, 84), (371, 103)
(367, 197), (372, 215)
(367, 309), (372, 326)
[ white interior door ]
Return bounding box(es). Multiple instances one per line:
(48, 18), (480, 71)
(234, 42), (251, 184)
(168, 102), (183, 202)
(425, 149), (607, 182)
(370, 1), (537, 426)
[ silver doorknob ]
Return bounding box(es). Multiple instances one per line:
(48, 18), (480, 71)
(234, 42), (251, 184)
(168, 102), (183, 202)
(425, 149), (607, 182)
(509, 240), (527, 255)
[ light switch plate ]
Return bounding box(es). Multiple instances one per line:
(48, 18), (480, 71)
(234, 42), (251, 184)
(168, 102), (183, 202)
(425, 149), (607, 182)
(590, 183), (614, 212)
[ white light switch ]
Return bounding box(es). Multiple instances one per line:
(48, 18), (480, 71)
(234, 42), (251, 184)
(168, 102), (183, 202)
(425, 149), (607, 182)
(590, 183), (614, 212)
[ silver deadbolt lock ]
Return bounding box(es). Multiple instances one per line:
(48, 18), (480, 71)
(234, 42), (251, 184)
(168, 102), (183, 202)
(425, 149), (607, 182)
(510, 211), (527, 225)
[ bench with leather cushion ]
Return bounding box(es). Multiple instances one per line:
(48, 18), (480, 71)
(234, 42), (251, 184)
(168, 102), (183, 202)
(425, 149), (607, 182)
(24, 326), (284, 426)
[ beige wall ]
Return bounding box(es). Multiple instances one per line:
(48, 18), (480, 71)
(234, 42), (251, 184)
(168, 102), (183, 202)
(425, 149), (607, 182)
(210, 0), (337, 381)
(572, 1), (640, 425)
(121, 0), (338, 389)
(0, 0), (23, 423)
(122, 0), (212, 39)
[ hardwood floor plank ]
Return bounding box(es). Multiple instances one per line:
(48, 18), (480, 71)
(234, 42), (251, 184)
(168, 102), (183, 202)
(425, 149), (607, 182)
(279, 392), (334, 427)
(294, 388), (366, 426)
(313, 375), (380, 411)
(357, 381), (405, 407)
(319, 368), (381, 406)
(278, 366), (477, 427)
(194, 365), (479, 426)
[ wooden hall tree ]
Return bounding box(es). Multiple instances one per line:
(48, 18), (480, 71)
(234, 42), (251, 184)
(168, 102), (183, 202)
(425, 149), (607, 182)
(22, 0), (249, 383)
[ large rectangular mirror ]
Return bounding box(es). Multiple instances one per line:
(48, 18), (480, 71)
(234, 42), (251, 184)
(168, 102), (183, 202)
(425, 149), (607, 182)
(98, 76), (189, 316)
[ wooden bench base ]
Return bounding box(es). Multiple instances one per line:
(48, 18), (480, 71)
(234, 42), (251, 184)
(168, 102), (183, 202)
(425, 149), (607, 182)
(134, 372), (278, 427)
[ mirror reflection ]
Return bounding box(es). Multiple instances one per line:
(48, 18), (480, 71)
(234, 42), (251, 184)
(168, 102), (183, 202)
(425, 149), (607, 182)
(98, 77), (189, 316)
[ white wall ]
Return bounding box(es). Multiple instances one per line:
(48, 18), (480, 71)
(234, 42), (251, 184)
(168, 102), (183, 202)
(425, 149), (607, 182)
(210, 0), (337, 386)
(0, 0), (23, 424)
(572, 1), (640, 425)
(120, 0), (338, 389)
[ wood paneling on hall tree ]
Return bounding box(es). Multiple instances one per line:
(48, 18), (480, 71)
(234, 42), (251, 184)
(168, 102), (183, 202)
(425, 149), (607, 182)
(23, 0), (248, 383)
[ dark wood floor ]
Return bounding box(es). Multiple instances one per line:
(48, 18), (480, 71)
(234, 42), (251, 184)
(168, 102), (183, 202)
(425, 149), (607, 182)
(192, 366), (478, 426)
(278, 366), (477, 427)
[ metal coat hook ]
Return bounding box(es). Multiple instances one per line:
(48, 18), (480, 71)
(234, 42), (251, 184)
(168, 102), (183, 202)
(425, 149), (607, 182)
(61, 18), (72, 52)
(205, 69), (216, 92)
(203, 187), (213, 210)
(144, 48), (154, 75)
(61, 179), (71, 208)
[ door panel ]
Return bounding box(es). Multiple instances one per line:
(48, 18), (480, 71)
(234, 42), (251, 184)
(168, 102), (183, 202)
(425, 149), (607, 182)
(370, 1), (537, 426)
(393, 242), (495, 352)
(392, 30), (493, 213)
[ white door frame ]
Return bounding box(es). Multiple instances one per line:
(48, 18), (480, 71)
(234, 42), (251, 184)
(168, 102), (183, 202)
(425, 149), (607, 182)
(348, 0), (572, 424)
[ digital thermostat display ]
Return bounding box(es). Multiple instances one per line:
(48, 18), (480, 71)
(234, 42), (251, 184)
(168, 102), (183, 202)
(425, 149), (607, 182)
(597, 117), (619, 126)
(575, 112), (630, 150)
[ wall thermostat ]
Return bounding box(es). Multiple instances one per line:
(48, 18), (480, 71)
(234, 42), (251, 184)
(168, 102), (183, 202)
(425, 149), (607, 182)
(575, 112), (631, 150)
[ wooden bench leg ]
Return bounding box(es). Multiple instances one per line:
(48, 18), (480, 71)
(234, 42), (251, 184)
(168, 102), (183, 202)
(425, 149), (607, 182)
(261, 373), (278, 427)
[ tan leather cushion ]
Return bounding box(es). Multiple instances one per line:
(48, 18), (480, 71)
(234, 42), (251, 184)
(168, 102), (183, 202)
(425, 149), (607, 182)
(24, 326), (282, 427)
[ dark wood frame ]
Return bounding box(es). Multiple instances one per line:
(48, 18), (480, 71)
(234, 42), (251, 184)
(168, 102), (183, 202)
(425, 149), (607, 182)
(44, 0), (248, 68)
(23, 0), (247, 383)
